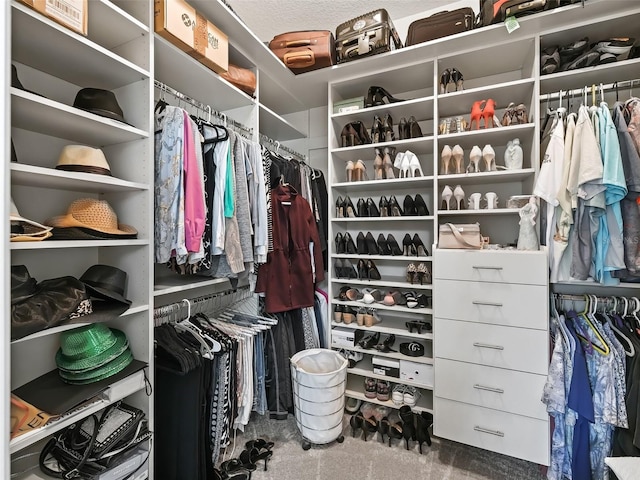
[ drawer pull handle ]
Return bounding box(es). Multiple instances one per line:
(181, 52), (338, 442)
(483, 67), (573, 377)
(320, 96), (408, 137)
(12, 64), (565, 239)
(472, 301), (503, 307)
(473, 384), (504, 394)
(474, 426), (504, 437)
(473, 342), (504, 350)
(472, 266), (503, 270)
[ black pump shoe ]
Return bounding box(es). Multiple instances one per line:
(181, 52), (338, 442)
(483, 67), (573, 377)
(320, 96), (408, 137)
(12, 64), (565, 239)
(379, 196), (389, 217)
(335, 232), (345, 253)
(389, 195), (403, 217)
(369, 86), (405, 106)
(371, 115), (383, 143)
(398, 117), (409, 140)
(414, 194), (429, 216)
(377, 234), (390, 255)
(403, 233), (417, 256)
(403, 195), (417, 216)
(387, 234), (403, 256)
(356, 232), (367, 255)
(358, 331), (381, 349)
(344, 233), (357, 254)
(408, 116), (423, 138)
(367, 259), (381, 280)
(375, 334), (396, 353)
(382, 114), (394, 142)
(357, 198), (368, 217)
(378, 416), (390, 444)
(365, 232), (379, 255)
(366, 198), (380, 217)
(335, 196), (344, 217)
(350, 412), (364, 437)
(413, 234), (429, 257)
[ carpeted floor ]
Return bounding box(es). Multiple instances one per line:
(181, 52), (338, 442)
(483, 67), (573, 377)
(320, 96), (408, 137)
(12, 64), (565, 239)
(222, 413), (547, 480)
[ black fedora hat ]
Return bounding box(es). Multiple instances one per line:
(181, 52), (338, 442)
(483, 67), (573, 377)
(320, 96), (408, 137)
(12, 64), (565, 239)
(79, 264), (131, 305)
(11, 65), (43, 97)
(11, 265), (37, 305)
(73, 88), (129, 125)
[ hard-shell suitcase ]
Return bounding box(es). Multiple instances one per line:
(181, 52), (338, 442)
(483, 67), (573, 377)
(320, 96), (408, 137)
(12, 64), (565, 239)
(479, 0), (559, 26)
(335, 9), (402, 64)
(269, 30), (336, 74)
(406, 8), (475, 46)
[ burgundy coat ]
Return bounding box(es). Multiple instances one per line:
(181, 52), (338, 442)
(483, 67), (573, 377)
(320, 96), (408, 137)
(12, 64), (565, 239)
(256, 185), (324, 313)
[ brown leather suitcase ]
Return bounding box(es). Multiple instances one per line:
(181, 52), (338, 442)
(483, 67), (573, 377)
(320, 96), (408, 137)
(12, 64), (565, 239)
(406, 8), (475, 46)
(335, 9), (402, 64)
(269, 30), (336, 74)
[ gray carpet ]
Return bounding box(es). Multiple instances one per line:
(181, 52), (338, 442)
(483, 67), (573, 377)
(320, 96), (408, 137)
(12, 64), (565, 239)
(223, 413), (547, 480)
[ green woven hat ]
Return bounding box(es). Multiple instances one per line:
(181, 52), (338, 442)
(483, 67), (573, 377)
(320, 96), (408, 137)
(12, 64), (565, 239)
(59, 348), (133, 385)
(55, 324), (128, 372)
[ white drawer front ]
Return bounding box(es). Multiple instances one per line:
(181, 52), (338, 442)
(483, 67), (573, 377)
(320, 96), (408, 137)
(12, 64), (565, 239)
(435, 358), (548, 420)
(434, 249), (547, 285)
(436, 279), (548, 330)
(435, 318), (549, 375)
(434, 397), (550, 466)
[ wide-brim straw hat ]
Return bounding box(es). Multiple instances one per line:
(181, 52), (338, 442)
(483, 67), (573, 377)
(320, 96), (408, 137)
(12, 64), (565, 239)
(45, 198), (137, 237)
(55, 145), (112, 176)
(10, 197), (52, 242)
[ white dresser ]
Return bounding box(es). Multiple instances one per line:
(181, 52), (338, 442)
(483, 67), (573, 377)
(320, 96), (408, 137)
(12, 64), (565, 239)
(433, 249), (550, 466)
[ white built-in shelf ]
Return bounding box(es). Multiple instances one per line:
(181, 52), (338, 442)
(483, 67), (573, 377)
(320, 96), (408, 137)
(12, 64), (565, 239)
(539, 57), (640, 95)
(258, 104), (306, 141)
(437, 168), (535, 185)
(11, 89), (149, 146)
(332, 176), (434, 191)
(331, 321), (433, 341)
(11, 164), (149, 193)
(91, 0), (150, 47)
(347, 357), (434, 390)
(331, 96), (435, 123)
(154, 277), (231, 297)
(9, 371), (147, 453)
(438, 123), (535, 146)
(332, 254), (433, 262)
(437, 78), (535, 118)
(11, 305), (150, 344)
(345, 386), (433, 414)
(341, 344), (433, 365)
(154, 35), (255, 112)
(332, 216), (434, 223)
(331, 137), (435, 160)
(332, 276), (433, 291)
(437, 208), (521, 216)
(11, 1), (150, 90)
(334, 300), (432, 315)
(11, 239), (149, 250)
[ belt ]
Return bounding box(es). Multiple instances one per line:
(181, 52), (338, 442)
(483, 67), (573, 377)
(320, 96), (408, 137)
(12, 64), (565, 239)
(400, 342), (424, 357)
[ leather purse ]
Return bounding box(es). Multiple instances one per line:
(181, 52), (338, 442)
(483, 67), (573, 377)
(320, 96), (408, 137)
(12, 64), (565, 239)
(220, 64), (256, 97)
(439, 223), (483, 249)
(406, 8), (475, 46)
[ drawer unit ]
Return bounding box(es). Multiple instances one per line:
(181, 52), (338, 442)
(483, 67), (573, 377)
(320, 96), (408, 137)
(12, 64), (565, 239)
(435, 358), (548, 420)
(435, 279), (548, 330)
(435, 318), (549, 375)
(434, 397), (550, 466)
(434, 249), (547, 285)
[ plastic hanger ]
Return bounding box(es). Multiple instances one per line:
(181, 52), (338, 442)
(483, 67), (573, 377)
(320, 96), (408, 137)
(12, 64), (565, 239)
(605, 295), (635, 357)
(173, 299), (217, 358)
(573, 294), (610, 355)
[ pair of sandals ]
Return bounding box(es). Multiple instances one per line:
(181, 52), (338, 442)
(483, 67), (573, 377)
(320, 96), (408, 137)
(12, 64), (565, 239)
(541, 37), (635, 75)
(219, 439), (274, 478)
(404, 292), (431, 309)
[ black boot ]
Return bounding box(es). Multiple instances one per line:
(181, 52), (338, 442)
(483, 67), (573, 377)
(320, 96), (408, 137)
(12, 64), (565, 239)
(415, 411), (433, 454)
(399, 405), (415, 451)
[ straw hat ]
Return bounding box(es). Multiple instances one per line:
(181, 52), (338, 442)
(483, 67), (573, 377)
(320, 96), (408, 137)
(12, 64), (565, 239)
(10, 197), (52, 242)
(56, 145), (112, 176)
(55, 324), (129, 372)
(45, 198), (137, 238)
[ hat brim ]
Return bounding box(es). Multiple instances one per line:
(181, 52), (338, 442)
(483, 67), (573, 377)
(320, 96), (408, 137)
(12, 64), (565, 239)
(76, 107), (134, 127)
(55, 165), (112, 176)
(49, 227), (137, 241)
(56, 328), (128, 372)
(10, 215), (53, 240)
(46, 214), (137, 237)
(59, 349), (133, 384)
(83, 283), (131, 306)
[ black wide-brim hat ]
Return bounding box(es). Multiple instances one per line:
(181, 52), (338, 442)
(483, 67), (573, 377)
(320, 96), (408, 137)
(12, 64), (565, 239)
(73, 88), (129, 125)
(79, 264), (131, 305)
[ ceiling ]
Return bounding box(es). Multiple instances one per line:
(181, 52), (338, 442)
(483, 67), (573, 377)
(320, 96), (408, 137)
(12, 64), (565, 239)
(226, 0), (454, 43)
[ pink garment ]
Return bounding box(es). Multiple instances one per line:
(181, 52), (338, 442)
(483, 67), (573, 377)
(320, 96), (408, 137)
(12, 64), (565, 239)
(183, 112), (206, 252)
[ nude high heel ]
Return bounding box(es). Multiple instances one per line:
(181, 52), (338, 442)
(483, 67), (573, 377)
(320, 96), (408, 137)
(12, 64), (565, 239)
(482, 144), (496, 171)
(451, 145), (464, 174)
(441, 185), (453, 210)
(470, 100), (486, 130)
(373, 148), (384, 180)
(383, 147), (395, 179)
(467, 146), (481, 173)
(482, 99), (496, 129)
(453, 185), (466, 210)
(354, 159), (368, 181)
(440, 145), (452, 175)
(346, 161), (355, 182)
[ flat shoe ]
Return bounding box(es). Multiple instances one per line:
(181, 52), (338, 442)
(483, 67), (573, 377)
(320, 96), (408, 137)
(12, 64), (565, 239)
(562, 49), (600, 71)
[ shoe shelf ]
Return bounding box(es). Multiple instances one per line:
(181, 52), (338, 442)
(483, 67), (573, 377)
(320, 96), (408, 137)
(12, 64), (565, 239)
(438, 123), (535, 146)
(332, 176), (435, 192)
(12, 89), (149, 146)
(340, 344), (433, 366)
(437, 208), (521, 216)
(11, 239), (149, 250)
(331, 254), (433, 262)
(345, 377), (433, 414)
(347, 357), (434, 390)
(12, 1), (150, 89)
(436, 169), (535, 185)
(332, 277), (433, 291)
(331, 137), (435, 159)
(331, 96), (435, 124)
(331, 216), (434, 223)
(334, 299), (431, 316)
(331, 321), (433, 341)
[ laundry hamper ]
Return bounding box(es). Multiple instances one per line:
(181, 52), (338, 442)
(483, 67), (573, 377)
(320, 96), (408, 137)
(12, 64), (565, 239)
(290, 348), (348, 450)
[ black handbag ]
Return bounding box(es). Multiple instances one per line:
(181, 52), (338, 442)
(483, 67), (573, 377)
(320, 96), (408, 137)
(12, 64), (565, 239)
(39, 401), (151, 479)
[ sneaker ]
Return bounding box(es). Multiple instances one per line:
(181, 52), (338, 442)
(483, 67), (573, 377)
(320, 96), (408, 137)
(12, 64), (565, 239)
(364, 377), (377, 398)
(338, 349), (363, 368)
(376, 379), (391, 401)
(403, 386), (420, 407)
(391, 384), (406, 406)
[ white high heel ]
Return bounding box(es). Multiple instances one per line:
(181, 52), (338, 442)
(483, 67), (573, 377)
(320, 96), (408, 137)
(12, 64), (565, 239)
(485, 191), (498, 209)
(467, 146), (481, 173)
(405, 150), (423, 177)
(452, 144), (464, 174)
(453, 185), (466, 210)
(394, 151), (405, 170)
(504, 138), (523, 170)
(468, 192), (482, 210)
(440, 145), (452, 175)
(441, 185), (453, 210)
(399, 153), (411, 178)
(483, 145), (496, 171)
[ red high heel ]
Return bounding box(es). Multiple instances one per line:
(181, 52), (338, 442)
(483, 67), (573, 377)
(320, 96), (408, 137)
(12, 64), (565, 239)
(469, 100), (486, 130)
(482, 99), (496, 129)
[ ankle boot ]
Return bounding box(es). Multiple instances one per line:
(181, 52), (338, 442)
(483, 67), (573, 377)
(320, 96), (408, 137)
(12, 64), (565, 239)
(415, 411), (433, 454)
(399, 405), (415, 450)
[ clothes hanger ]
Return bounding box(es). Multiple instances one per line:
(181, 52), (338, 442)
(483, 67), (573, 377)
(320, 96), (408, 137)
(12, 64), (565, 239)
(604, 295), (635, 357)
(173, 299), (216, 359)
(572, 294), (610, 356)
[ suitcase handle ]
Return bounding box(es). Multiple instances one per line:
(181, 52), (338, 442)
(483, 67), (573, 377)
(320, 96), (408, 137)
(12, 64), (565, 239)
(284, 50), (315, 67)
(285, 39), (315, 47)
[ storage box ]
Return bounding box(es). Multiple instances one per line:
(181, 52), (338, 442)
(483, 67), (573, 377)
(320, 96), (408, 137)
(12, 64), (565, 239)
(333, 96), (365, 114)
(400, 360), (434, 387)
(372, 356), (400, 378)
(331, 327), (363, 348)
(19, 0), (88, 36)
(154, 0), (229, 73)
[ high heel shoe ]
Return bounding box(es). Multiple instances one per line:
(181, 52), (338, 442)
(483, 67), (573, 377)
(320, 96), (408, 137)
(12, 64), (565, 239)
(357, 258), (368, 280)
(371, 115), (382, 143)
(346, 161), (354, 182)
(483, 144), (496, 171)
(388, 195), (403, 217)
(403, 195), (417, 216)
(415, 412), (433, 454)
(388, 421), (403, 447)
(344, 259), (358, 278)
(407, 262), (417, 283)
(333, 304), (344, 322)
(406, 150), (423, 177)
(441, 185), (453, 210)
(358, 331), (381, 349)
(334, 259), (344, 278)
(416, 263), (430, 285)
(379, 196), (389, 216)
(240, 447), (273, 472)
(342, 306), (357, 324)
(467, 145), (481, 173)
(407, 116), (423, 138)
(356, 232), (367, 254)
(387, 234), (403, 256)
(398, 152), (411, 179)
(344, 196), (357, 217)
(383, 114), (394, 142)
(440, 145), (452, 175)
(414, 194), (429, 216)
(483, 99), (496, 128)
(372, 86), (405, 105)
(357, 197), (367, 217)
(452, 144), (464, 174)
(335, 196), (344, 217)
(514, 103), (528, 124)
(366, 198), (380, 217)
(365, 232), (379, 256)
(468, 192), (482, 210)
(403, 234), (417, 256)
(451, 68), (464, 91)
(399, 405), (415, 450)
(439, 68), (451, 94)
(344, 233), (357, 254)
(375, 335), (396, 354)
(363, 415), (378, 442)
(354, 159), (368, 181)
(453, 185), (466, 210)
(335, 232), (346, 253)
(383, 147), (395, 179)
(373, 148), (384, 179)
(350, 412), (364, 437)
(377, 233), (390, 255)
(413, 234), (429, 256)
(378, 416), (391, 444)
(367, 260), (381, 280)
(398, 117), (409, 140)
(485, 191), (498, 209)
(470, 100), (486, 130)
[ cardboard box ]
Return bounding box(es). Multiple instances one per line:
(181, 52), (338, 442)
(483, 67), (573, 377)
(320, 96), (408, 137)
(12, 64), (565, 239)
(372, 356), (400, 378)
(331, 327), (363, 348)
(19, 0), (88, 36)
(400, 360), (434, 387)
(154, 0), (229, 73)
(333, 96), (365, 114)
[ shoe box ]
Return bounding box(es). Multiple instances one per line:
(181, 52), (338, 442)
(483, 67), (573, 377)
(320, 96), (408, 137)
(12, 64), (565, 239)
(400, 360), (434, 387)
(372, 356), (400, 378)
(331, 327), (364, 348)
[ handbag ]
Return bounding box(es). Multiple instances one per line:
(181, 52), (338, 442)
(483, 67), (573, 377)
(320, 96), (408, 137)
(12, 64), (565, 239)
(439, 223), (483, 249)
(219, 64), (256, 96)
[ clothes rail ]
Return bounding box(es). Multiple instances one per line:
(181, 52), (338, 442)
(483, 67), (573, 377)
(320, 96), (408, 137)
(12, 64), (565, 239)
(259, 133), (306, 162)
(154, 80), (254, 138)
(542, 78), (640, 102)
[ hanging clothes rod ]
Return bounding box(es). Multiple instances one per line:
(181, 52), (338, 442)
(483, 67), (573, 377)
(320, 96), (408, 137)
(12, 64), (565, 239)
(542, 78), (640, 102)
(259, 133), (306, 161)
(154, 80), (254, 137)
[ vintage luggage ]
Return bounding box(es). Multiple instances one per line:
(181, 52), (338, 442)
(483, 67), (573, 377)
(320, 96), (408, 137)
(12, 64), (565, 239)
(406, 8), (475, 46)
(335, 9), (402, 64)
(479, 0), (559, 26)
(220, 64), (256, 96)
(269, 30), (336, 74)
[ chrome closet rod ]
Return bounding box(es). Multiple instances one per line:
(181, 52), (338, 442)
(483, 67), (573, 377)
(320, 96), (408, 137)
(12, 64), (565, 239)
(153, 285), (252, 323)
(259, 133), (306, 161)
(542, 78), (640, 102)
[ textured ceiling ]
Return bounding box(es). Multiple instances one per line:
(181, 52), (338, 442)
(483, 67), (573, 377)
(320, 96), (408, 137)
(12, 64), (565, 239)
(227, 0), (456, 42)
